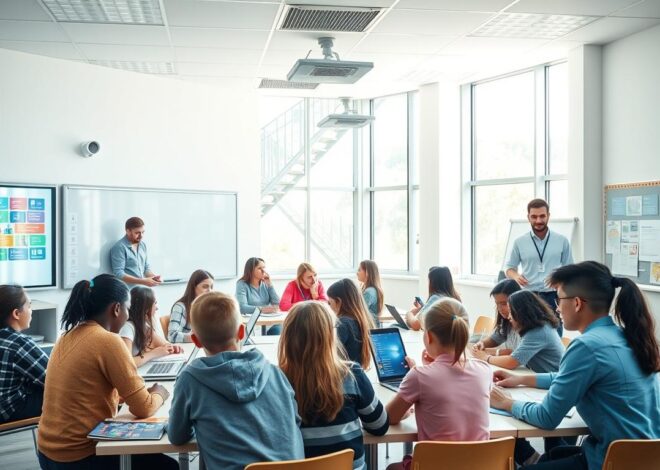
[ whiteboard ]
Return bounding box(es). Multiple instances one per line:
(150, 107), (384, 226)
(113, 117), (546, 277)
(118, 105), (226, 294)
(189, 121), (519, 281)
(62, 185), (237, 288)
(501, 218), (578, 273)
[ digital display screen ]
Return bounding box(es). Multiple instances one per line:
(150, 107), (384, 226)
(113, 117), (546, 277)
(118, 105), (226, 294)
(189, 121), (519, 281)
(372, 330), (409, 379)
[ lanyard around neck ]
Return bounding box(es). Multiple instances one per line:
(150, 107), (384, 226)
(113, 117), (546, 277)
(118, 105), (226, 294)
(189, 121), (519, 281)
(531, 231), (550, 263)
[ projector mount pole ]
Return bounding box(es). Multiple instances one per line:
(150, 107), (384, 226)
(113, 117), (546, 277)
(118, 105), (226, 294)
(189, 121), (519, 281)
(318, 37), (340, 61)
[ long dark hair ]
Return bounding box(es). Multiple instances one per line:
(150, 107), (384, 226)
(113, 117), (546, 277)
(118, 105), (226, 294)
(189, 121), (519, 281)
(240, 257), (264, 283)
(327, 278), (375, 369)
(508, 290), (558, 336)
(62, 274), (129, 332)
(359, 260), (384, 314)
(129, 287), (156, 356)
(428, 266), (461, 301)
(175, 269), (214, 322)
(0, 285), (27, 327)
(490, 279), (522, 337)
(549, 261), (660, 375)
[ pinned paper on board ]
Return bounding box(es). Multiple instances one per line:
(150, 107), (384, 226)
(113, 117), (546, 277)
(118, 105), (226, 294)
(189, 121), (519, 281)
(650, 263), (660, 286)
(612, 243), (638, 277)
(606, 220), (621, 254)
(626, 196), (643, 216)
(621, 220), (639, 243)
(640, 220), (660, 262)
(642, 194), (659, 216)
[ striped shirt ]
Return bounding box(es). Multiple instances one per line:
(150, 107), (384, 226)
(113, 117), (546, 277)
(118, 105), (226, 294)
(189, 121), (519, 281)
(168, 302), (191, 343)
(0, 327), (48, 421)
(300, 364), (388, 469)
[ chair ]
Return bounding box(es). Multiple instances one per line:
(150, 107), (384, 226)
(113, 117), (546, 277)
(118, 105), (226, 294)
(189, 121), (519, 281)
(561, 337), (571, 348)
(602, 439), (660, 469)
(0, 416), (40, 458)
(244, 449), (354, 470)
(473, 315), (495, 337)
(411, 437), (515, 470)
(160, 315), (170, 337)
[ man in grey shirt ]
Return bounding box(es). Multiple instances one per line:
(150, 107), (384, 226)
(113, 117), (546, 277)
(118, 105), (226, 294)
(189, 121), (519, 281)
(504, 199), (573, 335)
(109, 216), (161, 287)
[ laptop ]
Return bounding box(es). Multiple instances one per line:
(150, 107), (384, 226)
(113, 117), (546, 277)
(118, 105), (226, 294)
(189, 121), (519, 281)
(242, 307), (262, 346)
(385, 304), (409, 330)
(369, 328), (411, 392)
(138, 357), (186, 380)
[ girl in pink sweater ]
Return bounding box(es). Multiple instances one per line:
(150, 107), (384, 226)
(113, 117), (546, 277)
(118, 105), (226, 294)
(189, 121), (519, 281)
(279, 263), (327, 311)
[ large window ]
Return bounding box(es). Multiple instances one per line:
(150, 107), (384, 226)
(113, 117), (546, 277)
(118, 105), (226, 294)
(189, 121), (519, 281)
(463, 63), (569, 277)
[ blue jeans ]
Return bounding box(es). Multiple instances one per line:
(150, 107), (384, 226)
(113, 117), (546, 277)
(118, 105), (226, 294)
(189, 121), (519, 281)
(523, 445), (588, 470)
(38, 452), (178, 470)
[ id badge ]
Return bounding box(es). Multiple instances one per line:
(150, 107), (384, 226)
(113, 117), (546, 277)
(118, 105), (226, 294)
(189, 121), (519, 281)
(538, 264), (545, 273)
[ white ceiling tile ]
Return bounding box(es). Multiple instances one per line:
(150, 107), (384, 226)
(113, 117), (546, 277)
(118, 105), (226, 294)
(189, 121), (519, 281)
(260, 49), (309, 66)
(169, 27), (269, 48)
(267, 31), (364, 51)
(176, 61), (258, 77)
(257, 64), (292, 78)
(560, 16), (660, 43)
(0, 20), (69, 42)
(0, 0), (52, 21)
(0, 40), (81, 59)
(612, 0), (660, 18)
(373, 10), (496, 35)
(396, 0), (513, 12)
(164, 0), (279, 29)
(177, 75), (257, 89)
(61, 24), (170, 46)
(507, 0), (639, 16)
(174, 46), (262, 63)
(438, 36), (549, 55)
(77, 43), (174, 61)
(351, 33), (457, 54)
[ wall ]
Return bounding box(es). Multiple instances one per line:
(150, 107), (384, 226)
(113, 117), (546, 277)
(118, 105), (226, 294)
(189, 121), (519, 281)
(0, 48), (260, 323)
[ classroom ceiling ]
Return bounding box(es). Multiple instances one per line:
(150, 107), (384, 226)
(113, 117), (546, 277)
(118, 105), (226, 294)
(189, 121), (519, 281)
(1, 0), (660, 97)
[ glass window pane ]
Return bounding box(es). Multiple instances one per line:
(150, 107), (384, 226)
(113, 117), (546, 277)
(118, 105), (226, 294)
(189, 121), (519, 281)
(373, 94), (408, 186)
(311, 129), (354, 187)
(412, 189), (419, 271)
(261, 190), (306, 272)
(374, 190), (407, 270)
(548, 63), (568, 174)
(411, 92), (419, 186)
(310, 191), (354, 270)
(474, 72), (535, 180)
(549, 180), (569, 218)
(474, 183), (535, 276)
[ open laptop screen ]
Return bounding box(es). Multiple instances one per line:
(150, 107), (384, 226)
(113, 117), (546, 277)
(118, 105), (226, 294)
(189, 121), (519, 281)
(370, 328), (410, 381)
(242, 307), (261, 346)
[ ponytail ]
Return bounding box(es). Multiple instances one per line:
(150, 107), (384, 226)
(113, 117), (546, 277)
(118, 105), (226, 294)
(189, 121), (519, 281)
(613, 277), (660, 375)
(62, 274), (129, 332)
(424, 298), (469, 365)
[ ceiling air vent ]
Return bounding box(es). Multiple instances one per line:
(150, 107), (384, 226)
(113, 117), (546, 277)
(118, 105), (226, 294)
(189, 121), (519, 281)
(258, 79), (318, 89)
(279, 4), (382, 32)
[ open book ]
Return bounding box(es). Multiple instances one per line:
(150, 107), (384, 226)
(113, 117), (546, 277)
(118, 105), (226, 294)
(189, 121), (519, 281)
(88, 418), (167, 440)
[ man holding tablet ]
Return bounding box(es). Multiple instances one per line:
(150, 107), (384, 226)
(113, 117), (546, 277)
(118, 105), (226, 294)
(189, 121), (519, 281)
(110, 216), (161, 287)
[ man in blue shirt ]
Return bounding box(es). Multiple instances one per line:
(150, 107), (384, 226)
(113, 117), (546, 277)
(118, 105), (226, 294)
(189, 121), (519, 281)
(109, 216), (161, 287)
(504, 198), (573, 334)
(490, 261), (660, 470)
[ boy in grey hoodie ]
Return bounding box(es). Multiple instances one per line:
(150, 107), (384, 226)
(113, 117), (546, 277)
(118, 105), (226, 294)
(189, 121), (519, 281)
(168, 292), (304, 469)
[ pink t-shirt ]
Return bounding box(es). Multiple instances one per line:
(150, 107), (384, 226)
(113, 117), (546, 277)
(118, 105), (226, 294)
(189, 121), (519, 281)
(398, 354), (491, 441)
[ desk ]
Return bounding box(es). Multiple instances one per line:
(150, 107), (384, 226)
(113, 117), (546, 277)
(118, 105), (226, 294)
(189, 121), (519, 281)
(97, 331), (588, 470)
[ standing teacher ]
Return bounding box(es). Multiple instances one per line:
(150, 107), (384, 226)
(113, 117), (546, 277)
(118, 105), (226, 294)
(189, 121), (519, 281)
(110, 217), (162, 287)
(504, 199), (572, 335)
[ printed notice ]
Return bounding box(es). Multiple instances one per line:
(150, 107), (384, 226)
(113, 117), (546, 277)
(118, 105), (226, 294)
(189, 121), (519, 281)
(612, 243), (639, 277)
(651, 263), (660, 286)
(611, 197), (626, 216)
(621, 220), (639, 243)
(606, 220), (621, 254)
(642, 194), (659, 216)
(626, 196), (643, 216)
(639, 220), (660, 262)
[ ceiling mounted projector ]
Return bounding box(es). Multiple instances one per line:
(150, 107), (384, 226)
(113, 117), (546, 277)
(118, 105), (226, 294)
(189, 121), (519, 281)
(318, 98), (374, 128)
(287, 37), (373, 84)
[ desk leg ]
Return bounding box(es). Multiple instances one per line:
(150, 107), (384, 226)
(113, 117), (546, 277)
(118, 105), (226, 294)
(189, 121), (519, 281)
(261, 325), (267, 335)
(179, 453), (189, 470)
(366, 443), (378, 470)
(120, 455), (131, 470)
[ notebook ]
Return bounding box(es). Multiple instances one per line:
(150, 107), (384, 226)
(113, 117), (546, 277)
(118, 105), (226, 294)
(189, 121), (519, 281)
(369, 328), (411, 392)
(88, 419), (166, 441)
(385, 304), (410, 330)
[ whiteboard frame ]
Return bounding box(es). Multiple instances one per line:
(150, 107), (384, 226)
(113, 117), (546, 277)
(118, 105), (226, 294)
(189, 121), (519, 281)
(61, 184), (239, 289)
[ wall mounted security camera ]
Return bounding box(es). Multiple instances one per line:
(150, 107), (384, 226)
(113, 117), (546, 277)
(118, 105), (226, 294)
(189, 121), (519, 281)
(81, 141), (100, 158)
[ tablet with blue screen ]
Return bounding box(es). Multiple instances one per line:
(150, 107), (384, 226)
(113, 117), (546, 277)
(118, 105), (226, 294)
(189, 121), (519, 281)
(369, 327), (410, 391)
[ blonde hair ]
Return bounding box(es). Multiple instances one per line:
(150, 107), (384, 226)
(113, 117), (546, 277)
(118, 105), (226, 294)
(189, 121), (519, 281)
(296, 262), (316, 285)
(190, 292), (239, 349)
(279, 301), (350, 424)
(424, 298), (469, 365)
(359, 260), (384, 314)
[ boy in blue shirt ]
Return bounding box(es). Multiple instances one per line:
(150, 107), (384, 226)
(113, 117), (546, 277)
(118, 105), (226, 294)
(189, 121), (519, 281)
(168, 292), (304, 470)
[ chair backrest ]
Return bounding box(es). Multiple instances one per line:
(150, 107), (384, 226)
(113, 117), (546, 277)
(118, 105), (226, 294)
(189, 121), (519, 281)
(473, 315), (495, 336)
(602, 439), (660, 470)
(561, 337), (571, 348)
(0, 416), (39, 434)
(160, 315), (170, 337)
(244, 449), (354, 470)
(412, 437), (515, 470)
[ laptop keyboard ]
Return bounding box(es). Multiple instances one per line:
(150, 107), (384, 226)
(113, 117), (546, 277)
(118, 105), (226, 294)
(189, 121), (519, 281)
(147, 362), (176, 375)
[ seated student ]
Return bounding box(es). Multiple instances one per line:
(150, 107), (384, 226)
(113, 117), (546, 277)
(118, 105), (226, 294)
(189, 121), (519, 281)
(386, 299), (491, 470)
(491, 261), (660, 470)
(279, 263), (327, 311)
(356, 260), (384, 327)
(326, 279), (375, 368)
(119, 287), (182, 367)
(278, 301), (388, 470)
(168, 292), (304, 470)
(0, 285), (48, 424)
(168, 269), (213, 343)
(38, 274), (176, 470)
(235, 257), (281, 335)
(473, 279), (522, 356)
(405, 266), (467, 330)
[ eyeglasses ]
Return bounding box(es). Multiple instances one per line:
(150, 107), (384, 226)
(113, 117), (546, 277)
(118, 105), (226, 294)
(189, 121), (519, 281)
(554, 296), (585, 308)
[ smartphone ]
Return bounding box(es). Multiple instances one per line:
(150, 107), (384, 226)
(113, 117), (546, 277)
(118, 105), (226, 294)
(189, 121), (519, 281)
(414, 296), (424, 306)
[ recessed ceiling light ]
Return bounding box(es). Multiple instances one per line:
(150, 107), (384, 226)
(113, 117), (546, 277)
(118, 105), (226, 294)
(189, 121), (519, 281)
(41, 0), (164, 25)
(88, 60), (175, 75)
(470, 13), (597, 40)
